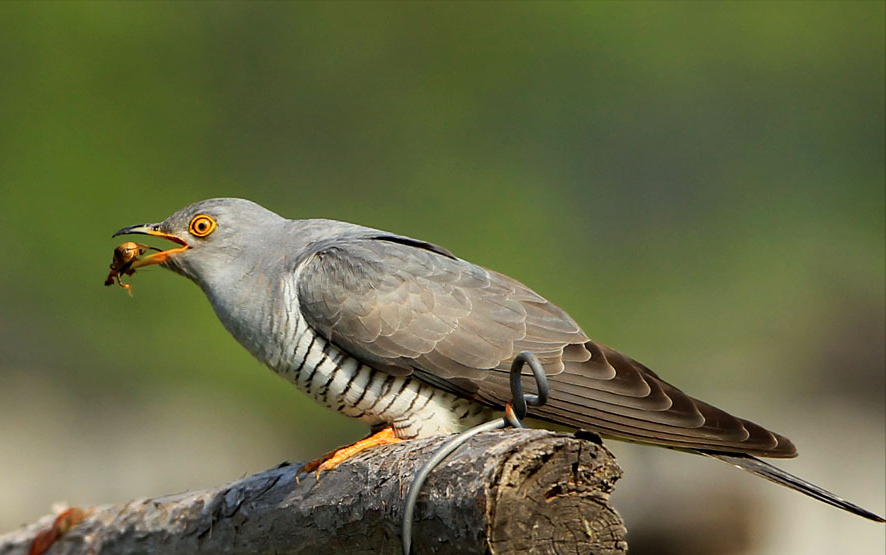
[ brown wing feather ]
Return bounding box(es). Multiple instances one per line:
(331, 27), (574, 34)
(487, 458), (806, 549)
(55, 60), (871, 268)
(476, 344), (796, 456)
(297, 237), (797, 458)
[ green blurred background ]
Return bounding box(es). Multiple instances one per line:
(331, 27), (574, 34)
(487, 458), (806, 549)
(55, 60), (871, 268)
(0, 2), (883, 553)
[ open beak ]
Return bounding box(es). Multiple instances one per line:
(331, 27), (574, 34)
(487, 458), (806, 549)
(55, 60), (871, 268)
(112, 224), (189, 268)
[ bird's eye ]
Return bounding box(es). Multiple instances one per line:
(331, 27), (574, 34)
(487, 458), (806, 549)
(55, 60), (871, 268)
(188, 214), (217, 238)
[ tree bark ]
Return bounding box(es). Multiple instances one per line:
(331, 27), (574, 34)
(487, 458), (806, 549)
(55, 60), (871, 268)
(0, 429), (627, 555)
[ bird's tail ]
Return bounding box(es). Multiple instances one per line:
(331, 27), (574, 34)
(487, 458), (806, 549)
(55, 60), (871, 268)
(702, 451), (885, 523)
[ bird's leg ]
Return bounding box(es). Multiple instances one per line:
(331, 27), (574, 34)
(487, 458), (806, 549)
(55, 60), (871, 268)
(300, 427), (402, 478)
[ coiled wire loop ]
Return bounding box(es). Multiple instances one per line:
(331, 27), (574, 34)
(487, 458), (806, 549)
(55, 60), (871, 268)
(401, 351), (549, 555)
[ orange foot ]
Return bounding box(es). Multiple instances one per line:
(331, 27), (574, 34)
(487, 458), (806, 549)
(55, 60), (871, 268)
(300, 427), (402, 478)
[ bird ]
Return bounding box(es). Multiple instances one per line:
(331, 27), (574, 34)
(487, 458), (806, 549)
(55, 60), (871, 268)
(112, 197), (884, 523)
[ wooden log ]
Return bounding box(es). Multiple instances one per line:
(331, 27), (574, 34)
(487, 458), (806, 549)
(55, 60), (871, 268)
(0, 429), (627, 555)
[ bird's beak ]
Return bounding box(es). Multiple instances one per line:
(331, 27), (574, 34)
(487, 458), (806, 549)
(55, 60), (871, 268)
(112, 224), (189, 268)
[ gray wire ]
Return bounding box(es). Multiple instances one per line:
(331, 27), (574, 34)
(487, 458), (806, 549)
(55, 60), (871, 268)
(401, 351), (549, 555)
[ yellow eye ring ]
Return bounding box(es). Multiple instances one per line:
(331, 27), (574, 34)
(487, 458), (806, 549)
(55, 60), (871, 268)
(188, 214), (217, 238)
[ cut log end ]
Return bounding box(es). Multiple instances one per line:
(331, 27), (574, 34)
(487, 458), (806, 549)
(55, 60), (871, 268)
(488, 437), (627, 555)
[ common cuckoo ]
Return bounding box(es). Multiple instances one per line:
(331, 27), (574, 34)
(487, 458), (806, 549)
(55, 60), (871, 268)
(112, 197), (884, 522)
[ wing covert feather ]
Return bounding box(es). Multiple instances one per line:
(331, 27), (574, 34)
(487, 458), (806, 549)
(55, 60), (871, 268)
(298, 238), (586, 378)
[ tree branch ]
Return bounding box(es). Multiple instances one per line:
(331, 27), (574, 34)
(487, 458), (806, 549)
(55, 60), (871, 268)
(0, 429), (627, 555)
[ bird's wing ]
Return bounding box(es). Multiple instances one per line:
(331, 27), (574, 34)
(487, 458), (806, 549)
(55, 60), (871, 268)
(296, 235), (585, 378)
(297, 236), (796, 458)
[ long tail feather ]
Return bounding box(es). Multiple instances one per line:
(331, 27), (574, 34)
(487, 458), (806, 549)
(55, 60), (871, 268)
(701, 451), (885, 523)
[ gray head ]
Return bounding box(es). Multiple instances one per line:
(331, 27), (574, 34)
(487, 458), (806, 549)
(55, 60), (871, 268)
(112, 198), (287, 289)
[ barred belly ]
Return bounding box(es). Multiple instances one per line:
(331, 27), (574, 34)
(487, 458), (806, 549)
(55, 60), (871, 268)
(263, 282), (493, 439)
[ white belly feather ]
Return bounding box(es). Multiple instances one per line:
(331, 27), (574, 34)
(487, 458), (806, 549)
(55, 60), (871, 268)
(250, 278), (493, 439)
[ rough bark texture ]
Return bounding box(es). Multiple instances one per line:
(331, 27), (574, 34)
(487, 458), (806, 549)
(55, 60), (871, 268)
(0, 429), (627, 555)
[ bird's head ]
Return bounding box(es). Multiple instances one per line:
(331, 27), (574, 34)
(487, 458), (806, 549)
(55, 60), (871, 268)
(112, 198), (286, 287)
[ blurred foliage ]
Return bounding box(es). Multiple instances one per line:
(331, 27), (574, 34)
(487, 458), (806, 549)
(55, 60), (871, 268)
(0, 1), (883, 550)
